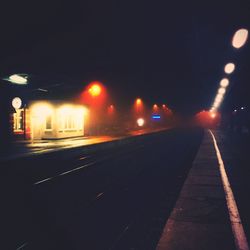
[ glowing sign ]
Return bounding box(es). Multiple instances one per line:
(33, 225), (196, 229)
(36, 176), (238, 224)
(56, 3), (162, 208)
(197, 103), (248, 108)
(152, 115), (161, 119)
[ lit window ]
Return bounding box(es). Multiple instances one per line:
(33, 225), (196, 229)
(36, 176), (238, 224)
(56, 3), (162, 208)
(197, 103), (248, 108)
(63, 114), (76, 130)
(45, 115), (52, 130)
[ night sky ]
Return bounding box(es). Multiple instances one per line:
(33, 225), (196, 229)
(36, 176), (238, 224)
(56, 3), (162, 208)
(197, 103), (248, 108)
(0, 1), (250, 114)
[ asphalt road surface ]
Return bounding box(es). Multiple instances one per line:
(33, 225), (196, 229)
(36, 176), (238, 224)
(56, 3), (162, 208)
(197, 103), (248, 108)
(1, 128), (203, 250)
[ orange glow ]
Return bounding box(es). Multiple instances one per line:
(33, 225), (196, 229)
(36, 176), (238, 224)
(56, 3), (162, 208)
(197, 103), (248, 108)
(136, 98), (142, 105)
(195, 110), (221, 128)
(210, 112), (216, 119)
(107, 104), (115, 115)
(134, 98), (144, 115)
(88, 83), (102, 97)
(81, 81), (108, 108)
(153, 104), (159, 112)
(162, 104), (166, 109)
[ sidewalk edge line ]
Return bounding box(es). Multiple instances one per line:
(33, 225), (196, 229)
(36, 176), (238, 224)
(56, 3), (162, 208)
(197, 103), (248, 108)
(209, 130), (249, 250)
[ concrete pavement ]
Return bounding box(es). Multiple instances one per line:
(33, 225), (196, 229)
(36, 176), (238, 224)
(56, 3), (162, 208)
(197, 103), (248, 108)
(156, 130), (243, 250)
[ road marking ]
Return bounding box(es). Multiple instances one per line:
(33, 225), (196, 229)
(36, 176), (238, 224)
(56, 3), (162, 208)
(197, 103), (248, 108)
(109, 224), (131, 250)
(209, 130), (249, 250)
(33, 148), (140, 185)
(34, 162), (96, 185)
(59, 162), (96, 176)
(16, 242), (28, 250)
(95, 192), (104, 199)
(79, 156), (88, 160)
(34, 177), (53, 185)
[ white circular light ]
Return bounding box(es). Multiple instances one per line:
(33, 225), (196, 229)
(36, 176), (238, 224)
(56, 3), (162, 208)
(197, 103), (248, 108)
(220, 78), (229, 87)
(232, 28), (249, 49)
(12, 97), (22, 109)
(137, 118), (145, 127)
(210, 113), (216, 118)
(224, 63), (235, 74)
(218, 87), (226, 95)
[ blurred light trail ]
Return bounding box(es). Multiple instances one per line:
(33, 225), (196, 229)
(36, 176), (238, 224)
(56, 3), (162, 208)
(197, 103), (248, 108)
(224, 63), (235, 74)
(218, 87), (226, 95)
(232, 28), (249, 49)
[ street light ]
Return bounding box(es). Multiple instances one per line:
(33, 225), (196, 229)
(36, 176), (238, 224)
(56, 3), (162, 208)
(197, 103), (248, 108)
(210, 112), (216, 119)
(224, 63), (235, 74)
(5, 74), (28, 85)
(137, 118), (145, 127)
(218, 87), (226, 95)
(232, 28), (249, 49)
(88, 83), (102, 97)
(220, 78), (229, 87)
(136, 98), (142, 105)
(134, 98), (144, 114)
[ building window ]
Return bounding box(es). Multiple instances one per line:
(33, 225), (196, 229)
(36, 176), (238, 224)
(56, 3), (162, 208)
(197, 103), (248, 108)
(13, 109), (24, 131)
(45, 115), (52, 130)
(64, 114), (76, 130)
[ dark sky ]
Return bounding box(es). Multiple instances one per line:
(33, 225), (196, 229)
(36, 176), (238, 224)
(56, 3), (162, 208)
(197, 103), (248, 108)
(0, 0), (250, 114)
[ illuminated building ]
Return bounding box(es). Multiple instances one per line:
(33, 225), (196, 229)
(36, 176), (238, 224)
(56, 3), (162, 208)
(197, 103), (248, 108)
(12, 100), (88, 140)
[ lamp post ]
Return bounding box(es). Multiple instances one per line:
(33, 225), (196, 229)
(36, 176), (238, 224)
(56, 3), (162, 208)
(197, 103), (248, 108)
(0, 74), (29, 148)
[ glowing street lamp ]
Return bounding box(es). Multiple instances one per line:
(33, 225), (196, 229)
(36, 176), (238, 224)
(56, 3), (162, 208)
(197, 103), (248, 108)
(88, 83), (102, 97)
(136, 98), (142, 105)
(134, 98), (144, 114)
(224, 63), (235, 74)
(153, 104), (159, 113)
(213, 100), (221, 109)
(218, 87), (226, 95)
(137, 118), (145, 127)
(210, 112), (216, 119)
(232, 28), (249, 49)
(220, 78), (229, 88)
(5, 74), (28, 85)
(215, 94), (223, 103)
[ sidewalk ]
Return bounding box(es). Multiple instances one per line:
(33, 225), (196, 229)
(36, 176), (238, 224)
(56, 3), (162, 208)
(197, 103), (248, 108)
(156, 130), (236, 250)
